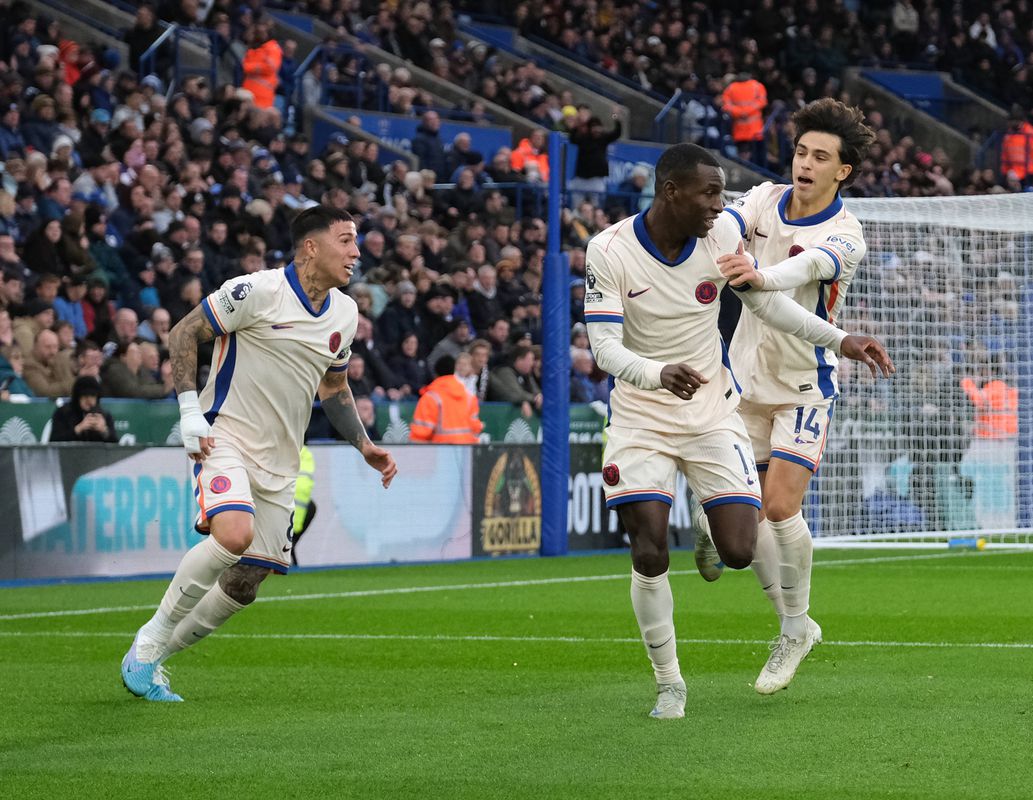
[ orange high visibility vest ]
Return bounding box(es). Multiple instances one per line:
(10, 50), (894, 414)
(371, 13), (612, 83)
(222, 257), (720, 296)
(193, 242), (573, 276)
(961, 377), (1018, 439)
(242, 39), (283, 109)
(410, 375), (483, 444)
(721, 79), (767, 143)
(1000, 122), (1033, 180)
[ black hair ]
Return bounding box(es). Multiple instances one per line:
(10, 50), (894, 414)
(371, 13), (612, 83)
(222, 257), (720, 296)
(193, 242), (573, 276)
(433, 355), (456, 377)
(289, 205), (354, 248)
(654, 143), (720, 189)
(792, 98), (876, 188)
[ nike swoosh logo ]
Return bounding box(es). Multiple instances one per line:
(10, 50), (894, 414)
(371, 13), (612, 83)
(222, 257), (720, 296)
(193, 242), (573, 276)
(271, 324), (294, 330)
(282, 545), (292, 552)
(179, 587), (205, 599)
(627, 288), (651, 298)
(647, 635), (673, 650)
(755, 231), (768, 238)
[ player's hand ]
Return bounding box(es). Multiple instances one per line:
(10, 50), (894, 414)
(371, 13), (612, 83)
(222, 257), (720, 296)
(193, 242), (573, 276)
(840, 334), (895, 379)
(178, 391), (214, 462)
(363, 443), (398, 488)
(660, 363), (709, 400)
(716, 241), (763, 288)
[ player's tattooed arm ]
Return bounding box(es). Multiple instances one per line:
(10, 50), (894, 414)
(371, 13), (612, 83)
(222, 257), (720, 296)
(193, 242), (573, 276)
(318, 370), (369, 451)
(318, 369), (399, 488)
(168, 304), (216, 394)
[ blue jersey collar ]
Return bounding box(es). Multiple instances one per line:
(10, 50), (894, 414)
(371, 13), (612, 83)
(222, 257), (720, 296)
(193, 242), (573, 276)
(778, 188), (843, 227)
(285, 262), (331, 317)
(633, 208), (696, 267)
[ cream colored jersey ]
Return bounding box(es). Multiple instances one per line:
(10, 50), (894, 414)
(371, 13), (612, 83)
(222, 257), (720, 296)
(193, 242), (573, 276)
(199, 263), (357, 478)
(584, 211), (743, 435)
(724, 182), (866, 405)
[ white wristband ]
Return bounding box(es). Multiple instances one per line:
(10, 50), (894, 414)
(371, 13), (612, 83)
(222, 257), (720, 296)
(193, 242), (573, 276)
(178, 390), (201, 412)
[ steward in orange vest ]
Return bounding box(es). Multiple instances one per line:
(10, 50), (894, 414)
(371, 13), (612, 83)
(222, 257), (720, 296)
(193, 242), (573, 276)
(721, 72), (768, 143)
(961, 375), (1018, 439)
(410, 355), (483, 444)
(242, 24), (283, 109)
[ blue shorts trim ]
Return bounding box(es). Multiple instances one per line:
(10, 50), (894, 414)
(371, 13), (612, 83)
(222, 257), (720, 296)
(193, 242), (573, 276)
(194, 502), (256, 533)
(701, 494), (762, 511)
(240, 555), (290, 575)
(605, 491), (674, 509)
(770, 450), (818, 472)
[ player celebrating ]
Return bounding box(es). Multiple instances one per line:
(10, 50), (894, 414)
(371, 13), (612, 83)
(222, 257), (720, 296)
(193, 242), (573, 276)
(695, 98), (878, 695)
(121, 206), (398, 702)
(585, 142), (892, 719)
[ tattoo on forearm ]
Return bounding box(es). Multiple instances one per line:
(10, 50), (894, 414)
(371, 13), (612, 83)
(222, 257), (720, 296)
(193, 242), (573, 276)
(321, 375), (370, 452)
(218, 563), (271, 605)
(169, 305), (216, 395)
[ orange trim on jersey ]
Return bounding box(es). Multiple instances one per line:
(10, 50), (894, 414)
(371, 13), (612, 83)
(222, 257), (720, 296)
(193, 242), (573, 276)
(606, 487), (676, 500)
(195, 470), (206, 519)
(214, 335), (229, 372)
(207, 302), (227, 335)
(827, 280), (840, 312)
(602, 216), (634, 253)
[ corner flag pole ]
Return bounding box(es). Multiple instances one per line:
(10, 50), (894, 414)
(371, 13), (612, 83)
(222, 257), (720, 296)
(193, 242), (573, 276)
(540, 131), (570, 556)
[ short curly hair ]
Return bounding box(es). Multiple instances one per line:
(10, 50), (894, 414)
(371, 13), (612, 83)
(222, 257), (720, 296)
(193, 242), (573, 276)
(792, 99), (876, 188)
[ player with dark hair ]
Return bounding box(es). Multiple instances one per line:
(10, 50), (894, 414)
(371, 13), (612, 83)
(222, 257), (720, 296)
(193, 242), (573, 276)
(121, 204), (398, 702)
(585, 142), (892, 719)
(696, 98), (879, 694)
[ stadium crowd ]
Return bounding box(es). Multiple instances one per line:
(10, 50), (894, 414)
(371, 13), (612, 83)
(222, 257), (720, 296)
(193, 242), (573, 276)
(0, 0), (1026, 430)
(0, 0), (614, 420)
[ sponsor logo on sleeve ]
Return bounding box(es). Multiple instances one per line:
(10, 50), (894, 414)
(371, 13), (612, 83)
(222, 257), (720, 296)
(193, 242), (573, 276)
(217, 291), (235, 316)
(825, 235), (855, 254)
(231, 281), (252, 301)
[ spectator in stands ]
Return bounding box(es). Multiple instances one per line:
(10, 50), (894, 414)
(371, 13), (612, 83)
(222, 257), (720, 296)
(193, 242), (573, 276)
(568, 109), (622, 205)
(411, 110), (448, 180)
(138, 306), (171, 349)
(22, 93), (60, 156)
(569, 347), (607, 403)
(125, 4), (166, 75)
(12, 298), (55, 353)
(49, 375), (118, 443)
(427, 317), (472, 369)
(52, 274), (87, 340)
(103, 307), (139, 358)
(100, 340), (173, 399)
(390, 331), (433, 394)
(466, 338), (491, 401)
(468, 264), (504, 334)
(617, 164), (652, 213)
(0, 103), (26, 161)
(376, 279), (421, 356)
(0, 271), (24, 313)
(0, 344), (34, 399)
(488, 343), (542, 418)
(22, 327), (74, 398)
(346, 354), (380, 399)
(22, 217), (63, 276)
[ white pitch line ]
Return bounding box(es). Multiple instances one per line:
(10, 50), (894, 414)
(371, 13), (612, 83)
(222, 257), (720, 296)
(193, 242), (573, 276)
(0, 549), (1027, 622)
(0, 630), (1031, 650)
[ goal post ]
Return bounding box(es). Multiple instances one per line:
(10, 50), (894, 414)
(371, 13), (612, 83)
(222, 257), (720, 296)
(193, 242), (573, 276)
(807, 193), (1033, 548)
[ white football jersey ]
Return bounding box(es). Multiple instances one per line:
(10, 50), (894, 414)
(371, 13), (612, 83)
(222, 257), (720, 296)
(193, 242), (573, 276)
(199, 264), (357, 477)
(724, 182), (866, 405)
(585, 211), (743, 435)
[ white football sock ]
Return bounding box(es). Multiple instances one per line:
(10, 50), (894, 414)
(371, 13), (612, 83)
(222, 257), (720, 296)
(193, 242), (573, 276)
(630, 569), (682, 685)
(770, 512), (813, 639)
(137, 536), (240, 661)
(751, 518), (785, 620)
(161, 583), (245, 662)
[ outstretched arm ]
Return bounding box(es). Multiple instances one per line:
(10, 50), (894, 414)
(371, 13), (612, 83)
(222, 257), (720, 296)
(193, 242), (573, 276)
(318, 369), (397, 488)
(169, 304), (217, 460)
(719, 248), (838, 290)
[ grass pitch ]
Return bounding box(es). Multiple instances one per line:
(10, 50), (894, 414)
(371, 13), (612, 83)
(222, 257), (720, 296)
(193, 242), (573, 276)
(1, 549), (1031, 799)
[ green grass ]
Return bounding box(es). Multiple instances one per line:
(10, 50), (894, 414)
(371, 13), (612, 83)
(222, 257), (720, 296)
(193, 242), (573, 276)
(1, 549), (1032, 799)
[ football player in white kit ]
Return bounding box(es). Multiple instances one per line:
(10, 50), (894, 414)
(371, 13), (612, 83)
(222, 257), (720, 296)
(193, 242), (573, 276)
(694, 99), (878, 695)
(585, 143), (893, 719)
(121, 206), (398, 702)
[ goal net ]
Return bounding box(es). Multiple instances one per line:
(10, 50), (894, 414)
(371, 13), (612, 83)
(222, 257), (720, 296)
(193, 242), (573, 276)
(807, 193), (1033, 549)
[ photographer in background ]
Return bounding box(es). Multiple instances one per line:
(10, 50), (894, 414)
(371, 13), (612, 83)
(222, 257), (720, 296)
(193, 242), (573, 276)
(49, 375), (118, 443)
